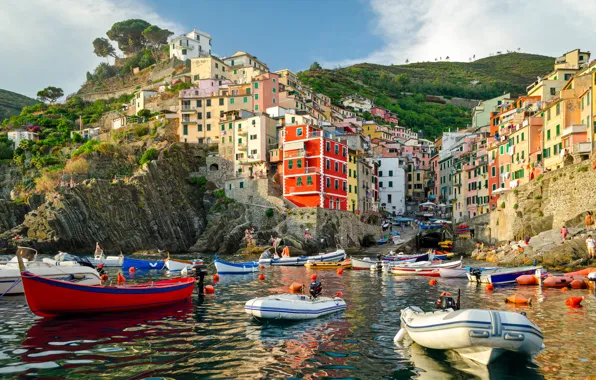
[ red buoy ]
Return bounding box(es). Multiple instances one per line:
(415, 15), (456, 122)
(259, 265), (265, 269)
(565, 296), (584, 307)
(258, 274), (265, 281)
(213, 274), (220, 282)
(117, 272), (126, 285)
(128, 267), (135, 274)
(335, 291), (343, 297)
(311, 274), (318, 281)
(429, 279), (437, 286)
(205, 285), (215, 294)
(336, 268), (344, 275)
(486, 284), (494, 291)
(100, 274), (108, 282)
(289, 283), (304, 293)
(570, 279), (587, 289)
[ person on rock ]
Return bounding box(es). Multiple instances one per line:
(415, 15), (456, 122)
(586, 235), (595, 259)
(560, 226), (569, 241)
(586, 212), (593, 232)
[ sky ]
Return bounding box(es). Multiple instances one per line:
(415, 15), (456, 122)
(2, 0), (596, 99)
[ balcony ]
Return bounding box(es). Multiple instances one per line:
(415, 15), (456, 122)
(289, 167), (321, 174)
(238, 129), (247, 136)
(562, 124), (586, 137)
(284, 149), (306, 159)
(181, 118), (195, 124)
(180, 106), (195, 114)
(571, 142), (592, 154)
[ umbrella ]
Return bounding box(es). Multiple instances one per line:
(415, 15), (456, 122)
(419, 202), (436, 207)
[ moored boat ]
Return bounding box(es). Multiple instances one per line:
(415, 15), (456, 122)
(383, 252), (429, 262)
(122, 257), (166, 271)
(391, 259), (462, 276)
(467, 266), (544, 284)
(86, 243), (123, 267)
(305, 258), (351, 269)
(439, 267), (498, 279)
(244, 293), (346, 320)
(165, 254), (203, 271)
(214, 258), (259, 274)
(396, 306), (544, 365)
(351, 257), (380, 270)
(259, 249), (346, 266)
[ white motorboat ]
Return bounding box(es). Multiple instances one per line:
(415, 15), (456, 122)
(396, 306), (544, 365)
(86, 243), (123, 267)
(439, 267), (499, 279)
(245, 293), (346, 320)
(0, 247), (101, 295)
(351, 257), (380, 270)
(258, 248), (346, 266)
(214, 258), (259, 274)
(164, 254), (203, 271)
(391, 259), (462, 276)
(467, 266), (544, 284)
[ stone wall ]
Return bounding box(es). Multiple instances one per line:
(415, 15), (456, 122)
(225, 178), (285, 211)
(471, 157), (596, 243)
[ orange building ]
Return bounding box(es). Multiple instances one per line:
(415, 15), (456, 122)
(282, 124), (348, 210)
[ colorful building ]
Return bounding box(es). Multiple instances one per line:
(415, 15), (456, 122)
(347, 150), (359, 212)
(282, 124), (348, 209)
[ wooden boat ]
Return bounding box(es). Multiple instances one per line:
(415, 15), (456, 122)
(305, 258), (351, 269)
(245, 294), (346, 320)
(19, 270), (195, 317)
(396, 307), (544, 365)
(214, 258), (259, 274)
(383, 252), (429, 262)
(259, 249), (346, 266)
(165, 254), (203, 271)
(467, 266), (544, 285)
(351, 257), (380, 270)
(0, 247), (101, 295)
(122, 257), (166, 271)
(439, 267), (498, 278)
(391, 259), (462, 276)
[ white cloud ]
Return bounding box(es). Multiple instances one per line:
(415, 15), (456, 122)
(325, 0), (596, 67)
(0, 0), (182, 98)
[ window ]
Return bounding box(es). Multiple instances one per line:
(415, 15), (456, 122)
(219, 98), (224, 106)
(389, 181), (393, 188)
(343, 182), (347, 191)
(380, 181), (383, 187)
(239, 181), (244, 189)
(326, 159), (330, 170)
(206, 124), (211, 131)
(556, 124), (560, 136)
(243, 96), (248, 103)
(230, 98), (235, 104)
(521, 132), (525, 141)
(297, 159), (302, 169)
(230, 122), (234, 129)
(334, 144), (339, 154)
(206, 99), (212, 107)
(547, 109), (551, 120)
(307, 176), (312, 186)
(343, 164), (347, 174)
(389, 170), (393, 177)
(379, 171), (383, 177)
(246, 89), (251, 95)
(492, 184), (497, 191)
(255, 94), (259, 100)
(555, 103), (560, 116)
(334, 162), (339, 172)
(326, 178), (330, 187)
(288, 160), (293, 169)
(215, 63), (219, 69)
(229, 136), (232, 143)
(198, 112), (203, 120)
(547, 129), (551, 140)
(349, 184), (352, 193)
(197, 99), (202, 107)
(254, 82), (259, 89)
(349, 168), (352, 176)
(221, 124), (225, 131)
(326, 141), (330, 152)
(273, 88), (276, 93)
(296, 128), (303, 136)
(297, 177), (303, 186)
(181, 49), (187, 55)
(334, 179), (339, 189)
(255, 105), (259, 111)
(231, 60), (235, 66)
(183, 125), (188, 135)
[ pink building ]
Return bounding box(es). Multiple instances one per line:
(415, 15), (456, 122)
(253, 72), (280, 113)
(371, 106), (399, 125)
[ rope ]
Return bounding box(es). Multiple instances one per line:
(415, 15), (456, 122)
(0, 278), (22, 298)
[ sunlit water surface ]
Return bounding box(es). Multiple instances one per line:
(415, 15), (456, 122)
(0, 257), (594, 379)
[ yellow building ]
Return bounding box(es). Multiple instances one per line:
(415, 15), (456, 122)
(347, 150), (358, 212)
(190, 56), (229, 81)
(363, 122), (392, 141)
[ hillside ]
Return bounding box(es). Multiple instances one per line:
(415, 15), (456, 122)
(0, 89), (38, 123)
(299, 52), (554, 138)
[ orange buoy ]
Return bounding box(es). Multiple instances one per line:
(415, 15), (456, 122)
(311, 274), (318, 281)
(128, 266), (135, 273)
(205, 285), (215, 294)
(565, 296), (584, 307)
(543, 276), (573, 288)
(335, 291), (343, 297)
(561, 287), (569, 292)
(100, 274), (108, 282)
(429, 279), (437, 286)
(486, 283), (494, 291)
(117, 272), (126, 285)
(289, 282), (304, 293)
(516, 274), (538, 285)
(570, 279), (587, 289)
(258, 274), (265, 281)
(336, 268), (344, 275)
(213, 274), (220, 282)
(505, 294), (532, 305)
(259, 265), (265, 269)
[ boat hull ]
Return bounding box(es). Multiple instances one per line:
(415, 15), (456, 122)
(468, 266), (542, 284)
(351, 257), (380, 270)
(165, 258), (203, 271)
(259, 250), (346, 267)
(305, 259), (351, 269)
(214, 259), (259, 274)
(399, 307), (544, 365)
(383, 253), (429, 262)
(21, 272), (195, 317)
(391, 260), (462, 276)
(87, 256), (123, 267)
(0, 265), (100, 295)
(245, 294), (346, 320)
(122, 257), (165, 271)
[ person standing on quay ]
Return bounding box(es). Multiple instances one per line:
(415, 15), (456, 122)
(586, 235), (595, 259)
(586, 212), (593, 232)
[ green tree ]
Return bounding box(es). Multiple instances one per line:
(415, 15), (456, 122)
(92, 37), (117, 60)
(142, 25), (174, 57)
(36, 86), (64, 104)
(0, 134), (14, 159)
(137, 109), (151, 118)
(106, 19), (151, 55)
(310, 61), (322, 70)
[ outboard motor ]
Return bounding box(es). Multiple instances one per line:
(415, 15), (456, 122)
(309, 278), (322, 298)
(436, 289), (461, 310)
(192, 262), (209, 296)
(470, 268), (482, 284)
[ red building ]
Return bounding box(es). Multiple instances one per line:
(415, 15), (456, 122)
(282, 124), (348, 210)
(371, 106), (399, 125)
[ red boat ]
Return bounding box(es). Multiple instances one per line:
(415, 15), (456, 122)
(20, 271), (196, 317)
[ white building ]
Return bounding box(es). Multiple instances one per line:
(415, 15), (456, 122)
(7, 130), (38, 148)
(131, 90), (157, 112)
(170, 29), (212, 61)
(341, 95), (373, 113)
(378, 157), (406, 214)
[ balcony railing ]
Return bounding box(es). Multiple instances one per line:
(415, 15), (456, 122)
(288, 167), (321, 174)
(284, 149), (306, 158)
(571, 142), (592, 154)
(562, 124), (586, 137)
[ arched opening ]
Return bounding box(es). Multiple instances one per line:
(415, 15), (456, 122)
(209, 163), (219, 171)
